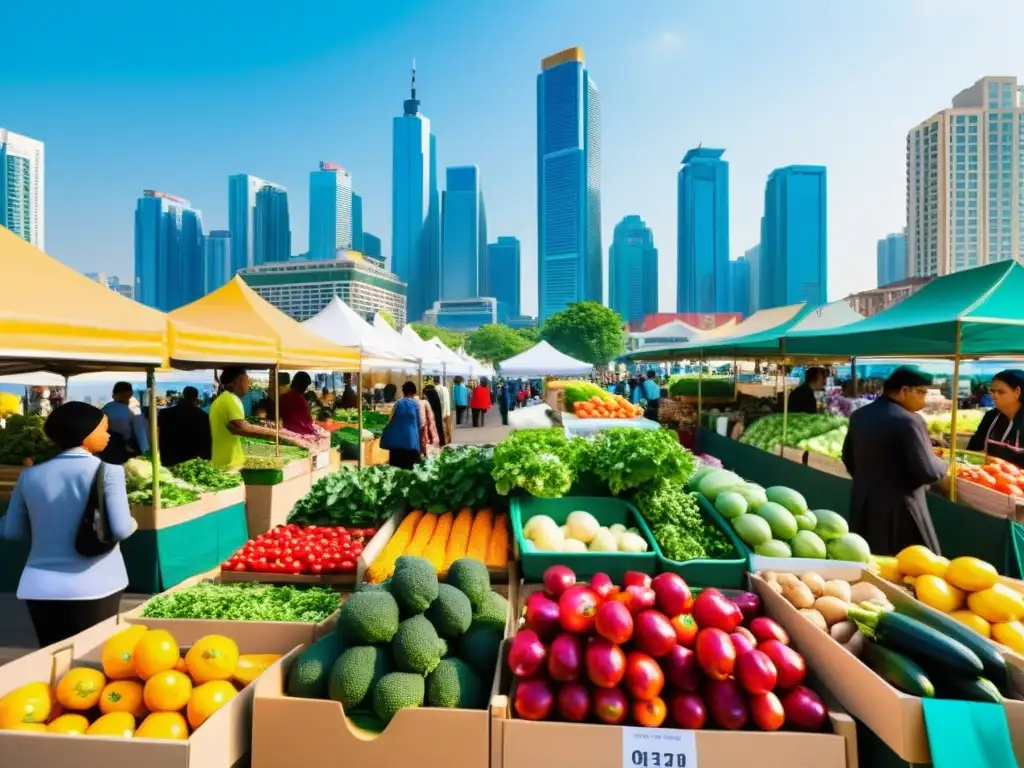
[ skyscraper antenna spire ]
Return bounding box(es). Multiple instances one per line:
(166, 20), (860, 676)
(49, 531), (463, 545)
(403, 58), (421, 116)
(411, 58), (417, 100)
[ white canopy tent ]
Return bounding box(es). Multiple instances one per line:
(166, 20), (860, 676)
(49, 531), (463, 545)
(371, 315), (435, 369)
(498, 341), (592, 378)
(398, 325), (447, 373)
(302, 297), (417, 370)
(425, 337), (472, 376)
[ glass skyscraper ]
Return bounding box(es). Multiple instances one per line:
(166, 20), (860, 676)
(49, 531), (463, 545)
(363, 232), (383, 262)
(441, 165), (487, 299)
(608, 215), (657, 325)
(676, 147), (729, 314)
(255, 185), (291, 264)
(309, 161), (353, 260)
(392, 65), (441, 323)
(134, 190), (205, 311)
(352, 193), (364, 252)
(728, 257), (750, 317)
(203, 230), (232, 295)
(745, 244), (761, 315)
(760, 165), (828, 309)
(876, 229), (908, 288)
(0, 129), (45, 250)
(228, 174), (286, 273)
(537, 47), (602, 322)
(487, 236), (522, 317)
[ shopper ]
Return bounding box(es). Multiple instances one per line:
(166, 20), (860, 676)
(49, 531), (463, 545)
(278, 371), (317, 436)
(157, 386), (211, 466)
(338, 373), (358, 409)
(789, 367), (828, 414)
(209, 368), (278, 470)
(1, 402), (138, 647)
(641, 371), (661, 421)
(470, 377), (492, 427)
(452, 376), (469, 425)
(99, 381), (149, 464)
(498, 380), (511, 426)
(423, 384), (447, 448)
(384, 382), (423, 469)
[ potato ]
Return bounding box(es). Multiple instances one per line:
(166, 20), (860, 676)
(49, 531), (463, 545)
(762, 571), (780, 585)
(777, 573), (800, 588)
(822, 579), (852, 603)
(799, 608), (828, 632)
(766, 580), (783, 595)
(782, 580), (816, 609)
(801, 573), (826, 597)
(829, 620), (857, 643)
(814, 596), (850, 626)
(850, 581), (887, 605)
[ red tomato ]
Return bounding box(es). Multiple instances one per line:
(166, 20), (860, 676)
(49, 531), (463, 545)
(670, 614), (699, 647)
(311, 564), (323, 575)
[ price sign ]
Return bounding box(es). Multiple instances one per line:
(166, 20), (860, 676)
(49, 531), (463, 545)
(622, 726), (697, 768)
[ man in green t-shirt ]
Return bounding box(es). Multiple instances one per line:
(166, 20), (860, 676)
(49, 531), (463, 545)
(209, 367), (279, 469)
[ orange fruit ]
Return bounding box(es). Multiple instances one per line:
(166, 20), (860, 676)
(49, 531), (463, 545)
(143, 670), (192, 712)
(133, 630), (180, 680)
(101, 624), (148, 680)
(232, 654), (282, 686)
(185, 635), (239, 684)
(0, 682), (54, 727)
(174, 657), (187, 673)
(55, 668), (106, 711)
(48, 713), (90, 735)
(186, 680), (237, 729)
(86, 711), (136, 737)
(136, 711), (189, 740)
(99, 680), (147, 718)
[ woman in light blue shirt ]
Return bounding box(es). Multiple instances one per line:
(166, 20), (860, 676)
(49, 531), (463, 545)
(1, 402), (137, 647)
(451, 376), (469, 425)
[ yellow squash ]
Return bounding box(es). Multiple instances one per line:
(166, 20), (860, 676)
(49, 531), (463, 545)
(896, 545), (949, 578)
(992, 621), (1024, 655)
(185, 635), (239, 684)
(871, 555), (901, 583)
(48, 713), (90, 735)
(944, 557), (999, 592)
(101, 624), (148, 680)
(949, 610), (992, 638)
(56, 668), (106, 711)
(0, 682), (53, 728)
(136, 711), (189, 740)
(914, 575), (965, 613)
(86, 711), (136, 738)
(966, 583), (1024, 624)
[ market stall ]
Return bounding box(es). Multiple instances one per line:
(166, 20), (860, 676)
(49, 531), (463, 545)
(498, 340), (593, 379)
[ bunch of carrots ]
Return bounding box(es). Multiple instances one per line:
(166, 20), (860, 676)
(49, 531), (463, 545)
(571, 394), (643, 420)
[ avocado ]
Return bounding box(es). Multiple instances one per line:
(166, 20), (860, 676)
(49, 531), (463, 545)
(373, 672), (425, 723)
(391, 556), (440, 616)
(391, 615), (446, 675)
(444, 558), (490, 608)
(286, 633), (345, 699)
(426, 657), (485, 709)
(425, 583), (473, 638)
(337, 590), (401, 644)
(327, 645), (392, 710)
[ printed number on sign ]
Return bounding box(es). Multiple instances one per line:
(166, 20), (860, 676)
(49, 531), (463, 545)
(631, 751), (687, 767)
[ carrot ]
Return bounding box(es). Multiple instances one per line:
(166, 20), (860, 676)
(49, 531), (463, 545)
(485, 514), (509, 568)
(465, 509), (494, 562)
(443, 508), (475, 572)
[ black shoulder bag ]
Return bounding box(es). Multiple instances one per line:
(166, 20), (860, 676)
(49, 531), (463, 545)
(75, 464), (116, 557)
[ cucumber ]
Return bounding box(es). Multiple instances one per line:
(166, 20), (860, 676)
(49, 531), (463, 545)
(931, 674), (1003, 704)
(862, 642), (935, 698)
(850, 606), (984, 678)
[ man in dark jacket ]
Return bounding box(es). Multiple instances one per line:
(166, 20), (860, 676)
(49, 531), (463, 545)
(788, 367), (827, 414)
(158, 386), (212, 466)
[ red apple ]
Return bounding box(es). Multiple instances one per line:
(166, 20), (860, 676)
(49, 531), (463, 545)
(558, 585), (599, 634)
(633, 610), (678, 658)
(556, 683), (590, 722)
(585, 637), (626, 687)
(590, 572), (617, 600)
(669, 691), (707, 729)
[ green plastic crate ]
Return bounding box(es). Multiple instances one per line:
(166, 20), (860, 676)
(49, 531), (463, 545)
(510, 496), (657, 583)
(651, 494), (750, 589)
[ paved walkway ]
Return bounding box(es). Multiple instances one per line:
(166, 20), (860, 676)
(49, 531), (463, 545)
(450, 406), (512, 446)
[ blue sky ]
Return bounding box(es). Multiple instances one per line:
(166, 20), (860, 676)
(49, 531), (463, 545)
(5, 0), (1022, 316)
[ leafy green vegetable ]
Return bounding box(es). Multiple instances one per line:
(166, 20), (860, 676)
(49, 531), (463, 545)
(140, 582), (340, 622)
(739, 413), (848, 453)
(168, 458), (242, 491)
(331, 427), (362, 458)
(289, 464), (407, 526)
(242, 438), (310, 460)
(633, 480), (735, 562)
(668, 376), (735, 399)
(492, 430), (583, 498)
(123, 457), (201, 508)
(127, 484), (201, 508)
(585, 428), (696, 495)
(333, 409), (390, 436)
(0, 415), (58, 466)
(405, 445), (496, 513)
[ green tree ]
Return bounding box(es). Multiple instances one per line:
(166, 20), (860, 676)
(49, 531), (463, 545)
(540, 302), (626, 366)
(465, 324), (533, 363)
(409, 322), (467, 351)
(377, 310), (396, 328)
(514, 326), (540, 344)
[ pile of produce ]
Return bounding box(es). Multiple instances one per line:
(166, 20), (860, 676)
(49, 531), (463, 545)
(0, 414), (57, 466)
(492, 429), (584, 498)
(245, 420), (330, 453)
(286, 556), (507, 725)
(925, 410), (986, 438)
(0, 625), (281, 737)
(167, 458), (242, 491)
(366, 508), (508, 583)
(289, 464), (406, 527)
(583, 428), (695, 495)
(667, 376), (735, 400)
(739, 414), (848, 454)
(140, 582), (341, 623)
(222, 524), (375, 576)
(510, 566), (828, 731)
(241, 438), (310, 470)
(124, 457), (201, 508)
(330, 426), (373, 458)
(405, 445), (497, 513)
(632, 480), (734, 562)
(521, 510), (650, 553)
(333, 409), (390, 436)
(694, 467), (870, 563)
(563, 383), (642, 420)
(953, 455), (1024, 498)
(796, 424), (848, 460)
(562, 382), (614, 408)
(764, 568), (1013, 702)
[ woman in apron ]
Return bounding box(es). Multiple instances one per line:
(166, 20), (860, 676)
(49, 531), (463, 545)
(966, 369), (1024, 468)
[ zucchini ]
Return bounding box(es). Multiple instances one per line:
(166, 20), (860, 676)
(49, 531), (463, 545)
(849, 606), (984, 678)
(931, 674), (1003, 704)
(862, 642), (935, 697)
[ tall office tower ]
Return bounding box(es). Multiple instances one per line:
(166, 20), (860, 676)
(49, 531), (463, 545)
(363, 232), (384, 265)
(0, 129), (45, 250)
(745, 244), (761, 315)
(728, 257), (750, 317)
(352, 193), (364, 252)
(392, 63), (441, 322)
(676, 147), (729, 313)
(487, 236), (522, 316)
(760, 165), (828, 309)
(537, 47), (602, 321)
(876, 229), (908, 288)
(134, 190), (204, 311)
(907, 77), (1024, 277)
(441, 165), (487, 299)
(254, 184), (291, 264)
(309, 161), (353, 260)
(203, 230), (232, 295)
(608, 215), (658, 325)
(228, 174), (286, 273)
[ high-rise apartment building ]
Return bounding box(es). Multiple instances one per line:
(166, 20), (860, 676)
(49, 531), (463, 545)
(487, 236), (522, 317)
(676, 147), (729, 314)
(204, 230), (232, 295)
(760, 165), (828, 309)
(392, 64), (441, 322)
(876, 229), (908, 288)
(228, 174), (286, 273)
(537, 47), (602, 321)
(907, 76), (1024, 276)
(609, 216), (658, 325)
(309, 161), (353, 260)
(255, 185), (291, 265)
(745, 244), (761, 315)
(729, 258), (751, 318)
(0, 129), (45, 250)
(352, 193), (364, 252)
(441, 165), (487, 299)
(134, 190), (205, 311)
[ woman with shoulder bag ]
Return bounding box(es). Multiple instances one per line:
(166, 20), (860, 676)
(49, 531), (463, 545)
(0, 402), (138, 647)
(383, 382), (424, 470)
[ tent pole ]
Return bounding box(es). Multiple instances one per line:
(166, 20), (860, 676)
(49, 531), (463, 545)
(697, 353), (704, 432)
(949, 322), (963, 503)
(147, 368), (161, 513)
(780, 341), (789, 457)
(357, 351), (364, 469)
(273, 365), (281, 458)
(851, 357), (858, 395)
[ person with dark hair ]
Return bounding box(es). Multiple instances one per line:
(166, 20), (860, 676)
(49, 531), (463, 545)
(338, 372), (358, 409)
(842, 366), (946, 555)
(99, 381), (149, 464)
(452, 376), (469, 425)
(158, 385), (211, 466)
(788, 367), (828, 415)
(967, 369), (1024, 468)
(470, 377), (492, 427)
(642, 370), (661, 421)
(497, 379), (512, 426)
(382, 382), (398, 404)
(386, 382), (423, 469)
(261, 371), (291, 420)
(277, 371), (316, 436)
(1, 402), (137, 646)
(209, 368), (278, 469)
(423, 385), (447, 448)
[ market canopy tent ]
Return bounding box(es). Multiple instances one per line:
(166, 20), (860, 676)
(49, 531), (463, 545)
(498, 340), (592, 377)
(425, 336), (472, 376)
(635, 318), (702, 343)
(786, 261), (1024, 358)
(398, 325), (446, 372)
(302, 297), (416, 370)
(170, 276), (361, 371)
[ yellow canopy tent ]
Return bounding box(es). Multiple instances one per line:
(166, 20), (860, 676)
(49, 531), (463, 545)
(170, 277), (360, 371)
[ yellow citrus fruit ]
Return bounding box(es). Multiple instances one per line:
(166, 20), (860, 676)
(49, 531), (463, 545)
(86, 711), (136, 737)
(186, 680), (237, 729)
(174, 657), (187, 674)
(143, 670), (193, 712)
(232, 654), (282, 686)
(5, 723), (49, 733)
(99, 680), (147, 718)
(0, 682), (54, 728)
(101, 624), (148, 680)
(133, 630), (180, 680)
(56, 668), (107, 711)
(48, 713), (90, 735)
(136, 711), (189, 740)
(185, 635), (239, 684)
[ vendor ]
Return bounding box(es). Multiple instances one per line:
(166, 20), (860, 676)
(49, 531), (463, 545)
(210, 368), (279, 470)
(277, 371), (317, 436)
(788, 367), (827, 414)
(157, 386), (211, 466)
(841, 366), (946, 555)
(966, 369), (1024, 467)
(337, 373), (358, 409)
(261, 371), (291, 420)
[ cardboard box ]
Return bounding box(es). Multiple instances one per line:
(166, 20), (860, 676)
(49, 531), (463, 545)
(130, 486), (245, 531)
(0, 616), (303, 768)
(250, 568), (518, 768)
(243, 464), (312, 539)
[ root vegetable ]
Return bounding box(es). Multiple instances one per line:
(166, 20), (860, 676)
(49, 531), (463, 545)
(777, 573), (800, 588)
(766, 580), (783, 595)
(829, 621), (857, 643)
(844, 630), (866, 657)
(782, 581), (815, 610)
(822, 580), (852, 603)
(799, 609), (828, 632)
(762, 571), (780, 585)
(801, 573), (826, 597)
(850, 582), (887, 605)
(814, 596), (849, 626)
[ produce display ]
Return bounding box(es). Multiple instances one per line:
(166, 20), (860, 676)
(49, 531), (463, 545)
(796, 424), (848, 460)
(521, 510), (650, 554)
(952, 454), (1024, 498)
(925, 409), (986, 438)
(365, 508), (509, 583)
(562, 382), (615, 409)
(492, 429), (582, 498)
(140, 582), (341, 623)
(0, 625), (281, 737)
(330, 426), (372, 458)
(668, 377), (735, 399)
(332, 409), (391, 436)
(286, 556), (507, 725)
(739, 413), (848, 455)
(244, 421), (329, 454)
(0, 414), (57, 466)
(404, 445), (497, 513)
(167, 458), (242, 492)
(693, 466), (871, 563)
(289, 464), (406, 527)
(124, 457), (201, 508)
(632, 480), (734, 562)
(222, 524), (375, 576)
(510, 565), (828, 731)
(563, 383), (644, 420)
